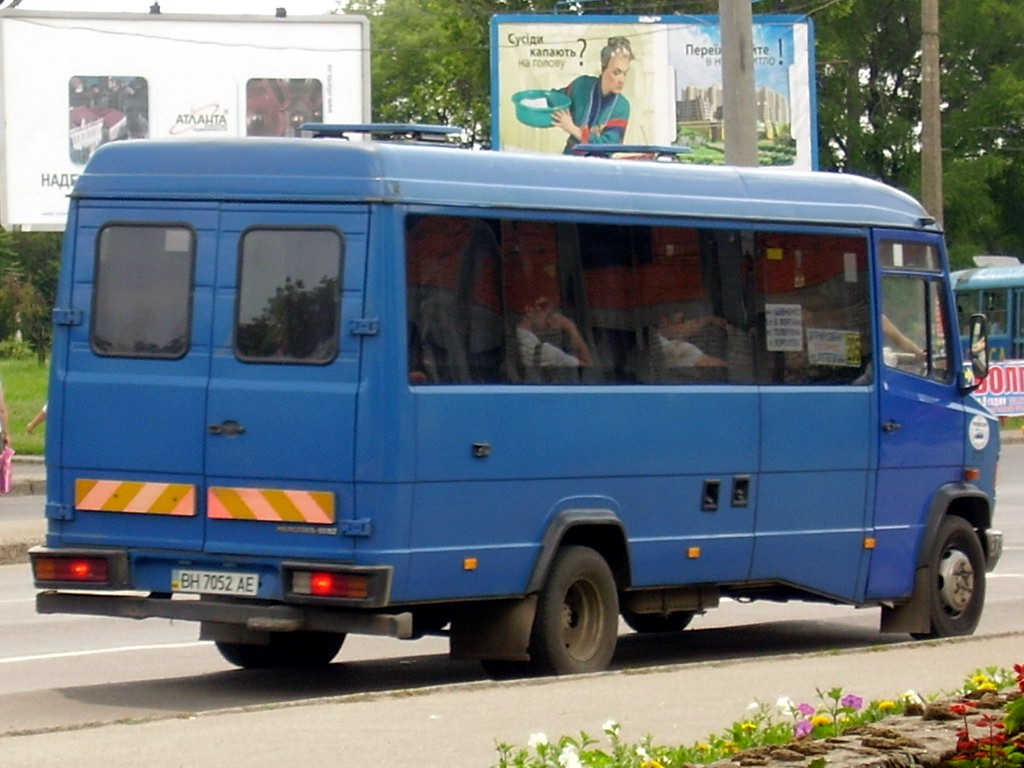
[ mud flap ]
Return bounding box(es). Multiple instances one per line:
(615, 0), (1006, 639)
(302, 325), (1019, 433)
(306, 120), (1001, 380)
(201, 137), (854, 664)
(879, 566), (931, 634)
(450, 595), (537, 662)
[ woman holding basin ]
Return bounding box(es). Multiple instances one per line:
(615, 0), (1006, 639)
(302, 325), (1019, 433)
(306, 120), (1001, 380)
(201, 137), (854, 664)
(553, 36), (634, 154)
(514, 36), (635, 154)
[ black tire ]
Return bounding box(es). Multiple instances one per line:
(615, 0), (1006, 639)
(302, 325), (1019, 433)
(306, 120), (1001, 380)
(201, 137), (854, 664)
(528, 545), (619, 675)
(215, 631), (345, 669)
(911, 516), (986, 639)
(621, 608), (694, 634)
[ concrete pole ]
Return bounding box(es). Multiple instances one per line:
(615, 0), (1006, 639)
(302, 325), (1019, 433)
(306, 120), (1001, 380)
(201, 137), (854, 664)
(720, 0), (759, 166)
(921, 0), (943, 225)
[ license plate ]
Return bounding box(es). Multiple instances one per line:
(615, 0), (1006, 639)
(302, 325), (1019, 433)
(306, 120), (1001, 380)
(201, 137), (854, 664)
(171, 569), (259, 596)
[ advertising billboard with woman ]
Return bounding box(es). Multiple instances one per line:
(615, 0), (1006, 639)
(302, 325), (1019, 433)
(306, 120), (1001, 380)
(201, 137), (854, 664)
(491, 14), (817, 169)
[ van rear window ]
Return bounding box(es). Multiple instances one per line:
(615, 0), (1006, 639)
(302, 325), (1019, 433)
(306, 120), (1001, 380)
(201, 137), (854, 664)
(235, 228), (344, 364)
(92, 225), (194, 359)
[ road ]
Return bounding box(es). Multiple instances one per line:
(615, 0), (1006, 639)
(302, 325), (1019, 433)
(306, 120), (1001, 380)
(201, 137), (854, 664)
(0, 446), (1020, 764)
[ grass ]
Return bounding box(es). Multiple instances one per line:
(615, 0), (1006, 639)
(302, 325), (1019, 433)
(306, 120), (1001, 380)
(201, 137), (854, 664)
(0, 357), (50, 457)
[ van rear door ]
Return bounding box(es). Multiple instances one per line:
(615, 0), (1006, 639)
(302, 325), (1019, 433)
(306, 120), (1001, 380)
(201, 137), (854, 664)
(54, 203), (365, 562)
(203, 207), (364, 559)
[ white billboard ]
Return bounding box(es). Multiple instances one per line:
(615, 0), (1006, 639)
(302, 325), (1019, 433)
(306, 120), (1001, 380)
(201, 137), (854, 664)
(0, 10), (370, 230)
(490, 14), (816, 169)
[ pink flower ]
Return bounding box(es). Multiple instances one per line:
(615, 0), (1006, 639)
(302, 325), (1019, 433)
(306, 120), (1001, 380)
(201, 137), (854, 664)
(841, 694), (863, 711)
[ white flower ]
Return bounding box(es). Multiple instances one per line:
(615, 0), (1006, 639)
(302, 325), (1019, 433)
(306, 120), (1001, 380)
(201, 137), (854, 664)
(558, 745), (582, 768)
(528, 732), (549, 749)
(636, 746), (649, 759)
(901, 689), (924, 704)
(747, 700), (761, 711)
(602, 719), (619, 735)
(776, 696), (795, 711)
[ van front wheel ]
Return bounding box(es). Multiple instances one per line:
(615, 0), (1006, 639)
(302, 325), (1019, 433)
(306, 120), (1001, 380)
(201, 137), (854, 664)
(912, 516), (986, 639)
(529, 545), (619, 675)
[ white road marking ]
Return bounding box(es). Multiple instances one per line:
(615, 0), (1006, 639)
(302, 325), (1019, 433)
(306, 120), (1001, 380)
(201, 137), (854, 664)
(0, 641), (210, 665)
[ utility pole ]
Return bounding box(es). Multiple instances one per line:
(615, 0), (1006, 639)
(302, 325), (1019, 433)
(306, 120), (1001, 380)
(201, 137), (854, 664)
(720, 0), (758, 166)
(921, 0), (943, 225)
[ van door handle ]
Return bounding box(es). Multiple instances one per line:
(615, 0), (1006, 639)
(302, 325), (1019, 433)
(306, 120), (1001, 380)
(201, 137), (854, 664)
(208, 420), (246, 437)
(882, 420), (902, 433)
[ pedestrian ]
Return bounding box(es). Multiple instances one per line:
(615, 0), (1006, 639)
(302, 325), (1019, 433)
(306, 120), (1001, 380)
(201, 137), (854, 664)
(0, 379), (12, 494)
(26, 403), (47, 435)
(0, 377), (10, 449)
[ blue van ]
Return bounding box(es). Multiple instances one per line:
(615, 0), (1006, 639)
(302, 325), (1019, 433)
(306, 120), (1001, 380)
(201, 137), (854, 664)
(31, 130), (1002, 675)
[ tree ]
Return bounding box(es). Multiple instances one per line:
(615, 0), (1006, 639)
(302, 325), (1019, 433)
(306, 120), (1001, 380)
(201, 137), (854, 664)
(0, 230), (61, 362)
(940, 0), (1024, 266)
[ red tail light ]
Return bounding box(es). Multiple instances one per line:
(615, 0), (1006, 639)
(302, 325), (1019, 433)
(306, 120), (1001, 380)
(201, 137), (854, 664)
(34, 556), (110, 584)
(292, 570), (369, 599)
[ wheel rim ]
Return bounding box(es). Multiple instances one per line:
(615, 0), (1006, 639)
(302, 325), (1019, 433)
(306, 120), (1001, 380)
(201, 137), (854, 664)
(560, 578), (604, 662)
(937, 547), (975, 616)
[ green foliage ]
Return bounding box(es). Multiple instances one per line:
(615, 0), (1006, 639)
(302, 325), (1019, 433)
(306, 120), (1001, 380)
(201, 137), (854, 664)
(0, 230), (60, 362)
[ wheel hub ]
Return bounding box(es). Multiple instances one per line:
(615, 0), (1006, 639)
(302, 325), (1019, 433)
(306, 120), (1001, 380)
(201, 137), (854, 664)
(937, 548), (974, 614)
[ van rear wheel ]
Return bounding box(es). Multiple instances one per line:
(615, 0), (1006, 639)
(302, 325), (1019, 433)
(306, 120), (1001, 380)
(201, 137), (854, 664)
(911, 516), (986, 639)
(528, 545), (619, 675)
(215, 631), (345, 669)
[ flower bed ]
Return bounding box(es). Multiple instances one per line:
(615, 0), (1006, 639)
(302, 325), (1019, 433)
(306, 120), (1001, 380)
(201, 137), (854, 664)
(494, 664), (1024, 768)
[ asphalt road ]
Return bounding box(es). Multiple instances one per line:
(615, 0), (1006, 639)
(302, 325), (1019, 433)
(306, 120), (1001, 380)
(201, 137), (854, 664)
(0, 446), (1020, 767)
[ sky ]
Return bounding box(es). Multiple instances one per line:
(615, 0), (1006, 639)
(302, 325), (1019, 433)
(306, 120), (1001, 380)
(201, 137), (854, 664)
(4, 0), (338, 15)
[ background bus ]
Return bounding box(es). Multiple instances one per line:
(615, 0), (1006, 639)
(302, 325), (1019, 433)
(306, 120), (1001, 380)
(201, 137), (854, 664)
(953, 256), (1024, 417)
(953, 255), (1024, 362)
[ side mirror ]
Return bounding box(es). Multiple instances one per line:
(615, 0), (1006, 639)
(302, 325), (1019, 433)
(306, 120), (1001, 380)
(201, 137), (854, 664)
(963, 313), (989, 389)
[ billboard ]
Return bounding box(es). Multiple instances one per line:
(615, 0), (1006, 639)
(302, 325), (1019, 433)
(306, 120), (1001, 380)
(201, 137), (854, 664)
(972, 361), (1024, 417)
(490, 14), (816, 169)
(0, 11), (370, 230)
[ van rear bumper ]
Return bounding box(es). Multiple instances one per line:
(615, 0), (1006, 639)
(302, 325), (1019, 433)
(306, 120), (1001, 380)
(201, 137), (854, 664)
(36, 590), (414, 639)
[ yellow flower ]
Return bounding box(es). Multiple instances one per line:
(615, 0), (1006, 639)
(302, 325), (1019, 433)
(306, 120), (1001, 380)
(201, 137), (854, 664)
(977, 682), (998, 691)
(641, 761), (664, 768)
(878, 700), (897, 712)
(971, 674), (991, 686)
(723, 742), (740, 755)
(811, 714), (833, 728)
(697, 743), (711, 752)
(741, 721), (758, 732)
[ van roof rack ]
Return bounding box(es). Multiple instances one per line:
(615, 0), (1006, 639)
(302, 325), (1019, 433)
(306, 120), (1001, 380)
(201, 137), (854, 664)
(571, 144), (693, 160)
(299, 123), (464, 144)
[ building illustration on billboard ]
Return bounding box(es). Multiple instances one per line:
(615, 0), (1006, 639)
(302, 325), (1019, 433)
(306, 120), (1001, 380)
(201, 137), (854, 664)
(490, 14), (816, 170)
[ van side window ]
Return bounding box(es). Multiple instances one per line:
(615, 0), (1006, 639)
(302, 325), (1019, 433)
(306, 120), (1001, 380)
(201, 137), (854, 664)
(405, 215), (876, 387)
(92, 224), (194, 359)
(235, 228), (344, 364)
(881, 274), (953, 383)
(757, 234), (872, 384)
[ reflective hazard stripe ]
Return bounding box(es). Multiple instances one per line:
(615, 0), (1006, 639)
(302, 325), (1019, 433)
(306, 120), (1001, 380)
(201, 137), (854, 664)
(207, 487), (336, 524)
(75, 479), (196, 516)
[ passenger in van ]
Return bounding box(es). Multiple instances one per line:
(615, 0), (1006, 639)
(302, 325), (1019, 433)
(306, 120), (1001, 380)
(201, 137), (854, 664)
(516, 296), (593, 369)
(882, 314), (925, 360)
(656, 312), (728, 368)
